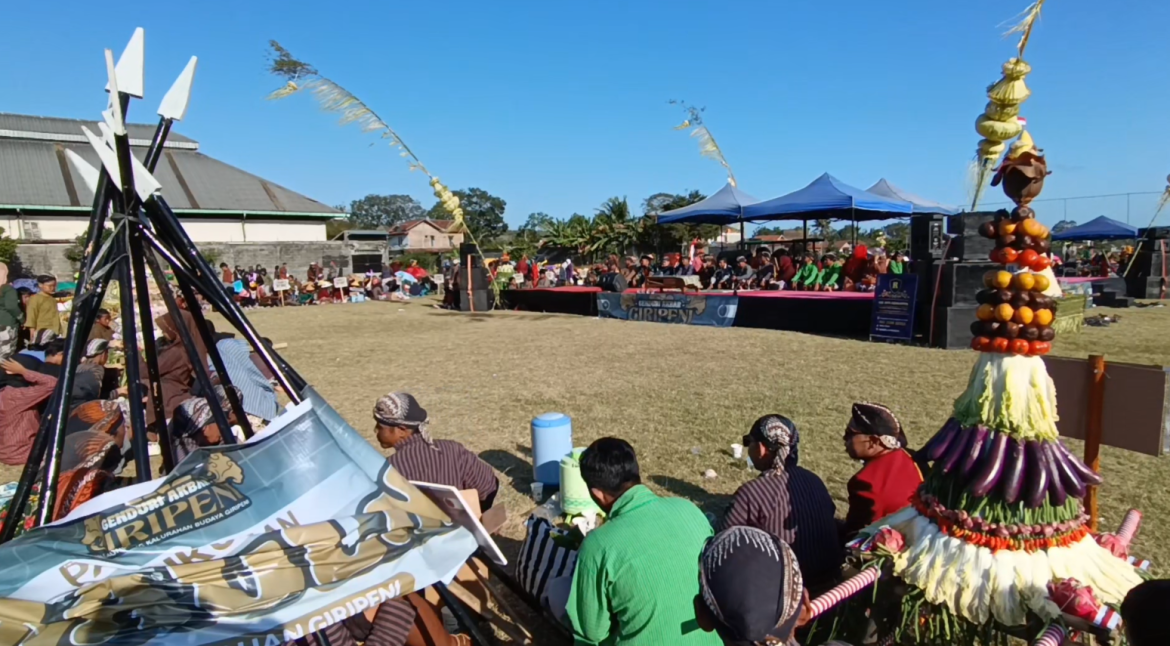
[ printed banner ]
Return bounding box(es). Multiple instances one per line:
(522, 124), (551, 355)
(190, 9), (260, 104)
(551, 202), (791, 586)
(869, 273), (919, 342)
(597, 292), (738, 327)
(0, 389), (477, 645)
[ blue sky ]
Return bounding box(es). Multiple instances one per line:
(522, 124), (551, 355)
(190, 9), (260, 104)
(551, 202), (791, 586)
(2, 0), (1167, 230)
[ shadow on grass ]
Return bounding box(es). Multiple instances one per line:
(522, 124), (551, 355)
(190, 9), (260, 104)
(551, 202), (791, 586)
(480, 449), (534, 495)
(648, 475), (732, 518)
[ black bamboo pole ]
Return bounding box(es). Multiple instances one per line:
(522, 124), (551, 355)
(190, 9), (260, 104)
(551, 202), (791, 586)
(126, 219), (177, 472)
(112, 226), (153, 483)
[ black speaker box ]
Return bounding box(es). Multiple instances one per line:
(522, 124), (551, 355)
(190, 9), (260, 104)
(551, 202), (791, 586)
(457, 289), (493, 312)
(930, 305), (979, 349)
(910, 215), (946, 262)
(932, 261), (999, 307)
(947, 211), (1000, 262)
(597, 272), (628, 293)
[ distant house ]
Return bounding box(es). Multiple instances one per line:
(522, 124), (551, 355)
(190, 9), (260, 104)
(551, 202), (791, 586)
(387, 219), (464, 254)
(707, 225), (742, 246)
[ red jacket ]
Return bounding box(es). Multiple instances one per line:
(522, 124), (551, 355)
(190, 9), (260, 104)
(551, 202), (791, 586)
(843, 448), (922, 538)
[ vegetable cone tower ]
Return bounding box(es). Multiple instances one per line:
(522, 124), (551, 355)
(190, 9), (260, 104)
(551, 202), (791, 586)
(856, 133), (1144, 640)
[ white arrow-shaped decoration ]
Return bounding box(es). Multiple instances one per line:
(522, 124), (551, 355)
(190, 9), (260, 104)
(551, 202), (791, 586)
(158, 56), (198, 121)
(63, 149), (100, 195)
(82, 125), (122, 187)
(103, 50), (127, 136)
(81, 126), (162, 202)
(104, 27), (145, 98)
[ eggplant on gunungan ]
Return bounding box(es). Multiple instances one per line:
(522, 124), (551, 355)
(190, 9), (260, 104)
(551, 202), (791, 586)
(1054, 440), (1103, 485)
(960, 426), (991, 478)
(1049, 441), (1086, 497)
(1024, 440), (1050, 508)
(999, 436), (1027, 504)
(924, 419), (961, 461)
(1041, 441), (1067, 506)
(939, 425), (972, 474)
(968, 431), (1009, 497)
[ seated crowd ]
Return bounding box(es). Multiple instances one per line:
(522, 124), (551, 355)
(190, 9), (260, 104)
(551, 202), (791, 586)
(219, 260), (440, 308)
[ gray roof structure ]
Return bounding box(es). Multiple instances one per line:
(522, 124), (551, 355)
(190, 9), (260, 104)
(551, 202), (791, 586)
(0, 113), (342, 217)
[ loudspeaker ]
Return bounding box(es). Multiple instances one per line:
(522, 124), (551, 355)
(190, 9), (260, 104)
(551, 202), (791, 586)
(947, 211), (1000, 262)
(935, 261), (999, 307)
(911, 215), (947, 262)
(930, 305), (979, 349)
(597, 272), (628, 293)
(460, 242), (483, 268)
(459, 290), (492, 312)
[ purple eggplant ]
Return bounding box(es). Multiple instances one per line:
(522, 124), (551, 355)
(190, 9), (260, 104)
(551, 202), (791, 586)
(967, 431), (1009, 497)
(1041, 441), (1067, 506)
(939, 425), (971, 474)
(925, 418), (961, 462)
(1000, 437), (1026, 504)
(1049, 443), (1087, 497)
(960, 426), (990, 479)
(1055, 441), (1103, 486)
(1024, 440), (1049, 508)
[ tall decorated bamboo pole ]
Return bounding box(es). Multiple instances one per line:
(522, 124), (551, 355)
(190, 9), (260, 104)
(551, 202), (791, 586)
(264, 42), (471, 239)
(968, 0), (1045, 211)
(844, 4), (1146, 643)
(668, 100), (736, 188)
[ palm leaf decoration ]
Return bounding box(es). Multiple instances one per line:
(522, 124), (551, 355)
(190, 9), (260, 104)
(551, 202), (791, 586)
(265, 41), (467, 231)
(668, 100), (737, 187)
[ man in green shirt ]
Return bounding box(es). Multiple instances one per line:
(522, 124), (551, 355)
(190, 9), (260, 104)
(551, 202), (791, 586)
(24, 275), (62, 337)
(567, 438), (721, 646)
(791, 254), (821, 291)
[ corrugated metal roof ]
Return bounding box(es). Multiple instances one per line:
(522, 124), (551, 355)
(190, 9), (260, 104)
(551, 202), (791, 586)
(0, 113), (196, 146)
(0, 134), (341, 216)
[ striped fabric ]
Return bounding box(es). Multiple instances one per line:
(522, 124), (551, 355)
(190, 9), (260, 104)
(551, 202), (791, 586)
(721, 467), (843, 591)
(386, 436), (499, 510)
(210, 339), (279, 422)
(517, 516), (579, 601)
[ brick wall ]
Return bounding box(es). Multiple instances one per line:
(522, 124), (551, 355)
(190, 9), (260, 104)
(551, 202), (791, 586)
(14, 241), (352, 281)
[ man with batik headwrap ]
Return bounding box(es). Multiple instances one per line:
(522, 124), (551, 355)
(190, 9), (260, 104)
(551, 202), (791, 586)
(841, 403), (922, 540)
(373, 392), (499, 511)
(169, 386), (242, 462)
(694, 526), (853, 646)
(722, 415), (842, 593)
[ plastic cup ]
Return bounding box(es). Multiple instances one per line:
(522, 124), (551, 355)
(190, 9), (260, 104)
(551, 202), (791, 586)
(531, 482), (544, 503)
(731, 443), (743, 459)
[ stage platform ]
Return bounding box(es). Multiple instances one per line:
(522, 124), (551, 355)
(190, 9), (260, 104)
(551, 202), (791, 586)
(499, 287), (875, 338)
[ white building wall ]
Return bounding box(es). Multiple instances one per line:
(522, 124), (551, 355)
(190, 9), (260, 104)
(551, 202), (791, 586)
(242, 220), (326, 242)
(181, 220), (247, 242)
(5, 216), (327, 243)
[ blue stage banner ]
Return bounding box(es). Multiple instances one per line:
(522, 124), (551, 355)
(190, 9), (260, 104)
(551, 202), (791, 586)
(870, 273), (919, 342)
(0, 391), (477, 645)
(597, 292), (738, 327)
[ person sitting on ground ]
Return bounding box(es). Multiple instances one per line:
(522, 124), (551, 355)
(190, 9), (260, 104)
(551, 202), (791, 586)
(841, 403), (922, 541)
(142, 313), (203, 428)
(1121, 579), (1170, 646)
(711, 257), (735, 290)
(723, 415), (842, 594)
(78, 339), (109, 387)
(19, 329), (59, 362)
(211, 332), (279, 430)
(88, 308), (115, 344)
(566, 437), (721, 646)
(774, 248), (797, 288)
(0, 351), (60, 465)
(169, 385), (242, 461)
(24, 275), (62, 337)
(733, 256), (755, 289)
(791, 254), (820, 291)
(816, 254), (843, 291)
(374, 392), (499, 511)
(694, 526), (853, 646)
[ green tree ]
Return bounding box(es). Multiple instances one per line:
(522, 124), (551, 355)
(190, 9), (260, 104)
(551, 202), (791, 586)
(326, 217), (358, 239)
(429, 188), (508, 240)
(65, 226), (114, 265)
(346, 194), (426, 229)
(754, 226), (783, 237)
(520, 212), (554, 234)
(813, 219), (835, 244)
(0, 227), (16, 265)
(1052, 219), (1078, 234)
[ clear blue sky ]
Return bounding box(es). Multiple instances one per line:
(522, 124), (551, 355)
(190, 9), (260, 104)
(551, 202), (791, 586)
(2, 0), (1167, 229)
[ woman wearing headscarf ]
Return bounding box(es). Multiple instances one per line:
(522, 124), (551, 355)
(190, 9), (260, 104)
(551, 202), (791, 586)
(373, 392), (499, 511)
(722, 415), (842, 593)
(0, 263), (22, 362)
(54, 409), (126, 519)
(169, 386), (240, 461)
(78, 339), (109, 386)
(694, 526), (853, 646)
(142, 312), (211, 426)
(840, 403), (922, 540)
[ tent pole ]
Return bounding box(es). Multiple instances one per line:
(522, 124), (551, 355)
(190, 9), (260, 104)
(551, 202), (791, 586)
(739, 219), (745, 251)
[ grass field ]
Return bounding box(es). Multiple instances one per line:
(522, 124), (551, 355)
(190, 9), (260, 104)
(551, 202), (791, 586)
(230, 300), (1170, 569)
(3, 298), (1167, 641)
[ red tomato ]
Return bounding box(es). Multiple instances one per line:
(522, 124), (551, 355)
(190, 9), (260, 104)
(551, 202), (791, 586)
(988, 248), (1003, 264)
(1010, 338), (1031, 355)
(1031, 255), (1051, 271)
(971, 336), (992, 352)
(1018, 249), (1039, 268)
(1030, 340), (1051, 355)
(992, 337), (1010, 353)
(1000, 248), (1019, 264)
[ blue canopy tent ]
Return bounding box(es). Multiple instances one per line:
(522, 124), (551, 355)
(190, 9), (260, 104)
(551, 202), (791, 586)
(657, 182), (759, 249)
(865, 178), (959, 216)
(1051, 215), (1138, 241)
(742, 173), (914, 222)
